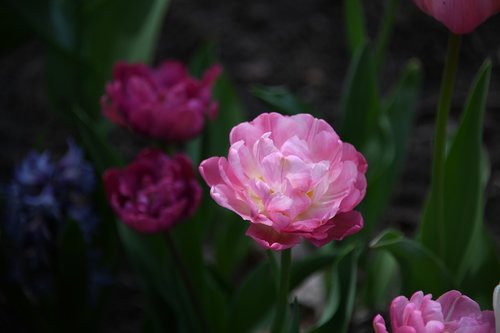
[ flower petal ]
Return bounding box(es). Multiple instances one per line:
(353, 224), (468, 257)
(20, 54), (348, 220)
(246, 223), (301, 250)
(304, 211), (363, 247)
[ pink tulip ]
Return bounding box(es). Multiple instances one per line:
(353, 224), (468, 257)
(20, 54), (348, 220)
(103, 149), (201, 233)
(413, 0), (500, 34)
(101, 60), (221, 143)
(373, 290), (495, 333)
(199, 113), (367, 250)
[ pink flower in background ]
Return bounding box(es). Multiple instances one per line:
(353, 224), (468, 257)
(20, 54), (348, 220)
(199, 112), (366, 250)
(103, 149), (201, 233)
(413, 0), (500, 34)
(101, 60), (221, 143)
(373, 290), (495, 333)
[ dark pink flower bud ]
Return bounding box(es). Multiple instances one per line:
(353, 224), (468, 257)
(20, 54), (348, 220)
(413, 0), (500, 34)
(103, 149), (202, 233)
(101, 60), (222, 143)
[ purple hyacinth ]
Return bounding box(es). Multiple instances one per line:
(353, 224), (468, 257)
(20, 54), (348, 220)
(2, 139), (107, 302)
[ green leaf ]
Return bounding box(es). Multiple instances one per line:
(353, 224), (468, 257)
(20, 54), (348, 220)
(213, 210), (252, 280)
(189, 43), (245, 160)
(11, 0), (170, 118)
(374, 0), (399, 72)
(361, 250), (399, 310)
(286, 298), (301, 333)
(202, 271), (230, 333)
(360, 59), (422, 236)
(340, 44), (381, 152)
(56, 220), (91, 332)
(228, 251), (340, 332)
(309, 246), (360, 333)
(418, 60), (492, 280)
(117, 224), (203, 333)
(251, 85), (313, 115)
(459, 225), (500, 308)
(79, 0), (171, 117)
(185, 135), (203, 166)
(71, 106), (123, 173)
(171, 200), (209, 294)
(343, 0), (367, 55)
(205, 73), (246, 158)
(228, 260), (276, 332)
(289, 252), (337, 288)
(370, 230), (452, 296)
(188, 42), (251, 288)
(189, 42), (217, 78)
(48, 0), (79, 50)
(170, 199), (232, 333)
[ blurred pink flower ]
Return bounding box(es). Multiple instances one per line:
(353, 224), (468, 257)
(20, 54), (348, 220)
(373, 290), (495, 333)
(101, 60), (221, 143)
(199, 112), (366, 250)
(413, 0), (500, 34)
(103, 149), (201, 233)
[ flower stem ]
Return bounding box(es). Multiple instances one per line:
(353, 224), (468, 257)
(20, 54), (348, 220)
(431, 33), (461, 258)
(271, 249), (292, 333)
(164, 232), (209, 332)
(267, 250), (279, 290)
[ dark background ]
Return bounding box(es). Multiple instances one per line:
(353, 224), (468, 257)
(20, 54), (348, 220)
(1, 0), (499, 331)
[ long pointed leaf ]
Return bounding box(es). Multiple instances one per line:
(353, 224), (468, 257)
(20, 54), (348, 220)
(360, 59), (421, 236)
(371, 230), (452, 296)
(340, 44), (380, 150)
(418, 60), (492, 281)
(228, 251), (340, 332)
(117, 224), (203, 333)
(343, 0), (367, 55)
(309, 247), (360, 333)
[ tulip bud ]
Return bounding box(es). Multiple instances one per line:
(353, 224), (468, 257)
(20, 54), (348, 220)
(413, 0), (500, 34)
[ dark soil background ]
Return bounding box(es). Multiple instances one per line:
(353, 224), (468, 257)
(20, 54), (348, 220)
(1, 0), (500, 332)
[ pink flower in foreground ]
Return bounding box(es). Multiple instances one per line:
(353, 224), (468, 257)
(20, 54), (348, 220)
(199, 112), (367, 250)
(413, 0), (500, 34)
(101, 60), (221, 143)
(103, 149), (201, 233)
(373, 290), (495, 333)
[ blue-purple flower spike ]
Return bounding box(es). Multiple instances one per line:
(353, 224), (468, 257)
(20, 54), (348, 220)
(1, 139), (107, 301)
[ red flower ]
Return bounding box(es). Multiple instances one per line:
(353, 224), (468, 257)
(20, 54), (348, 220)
(103, 149), (201, 233)
(101, 60), (221, 143)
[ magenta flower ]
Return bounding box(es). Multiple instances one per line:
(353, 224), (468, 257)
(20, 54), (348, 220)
(373, 290), (495, 333)
(413, 0), (500, 34)
(101, 60), (221, 143)
(103, 149), (201, 233)
(199, 112), (367, 250)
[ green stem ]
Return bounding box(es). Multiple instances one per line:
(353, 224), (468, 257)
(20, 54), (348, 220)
(271, 249), (292, 333)
(431, 33), (462, 258)
(374, 0), (399, 73)
(267, 250), (279, 290)
(164, 232), (209, 333)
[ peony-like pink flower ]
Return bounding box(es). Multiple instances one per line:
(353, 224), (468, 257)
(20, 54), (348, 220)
(413, 0), (500, 34)
(103, 149), (202, 233)
(199, 112), (367, 250)
(101, 60), (221, 143)
(373, 290), (495, 333)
